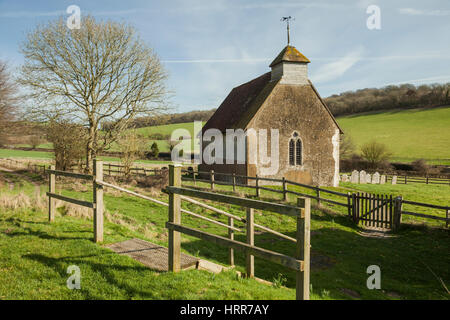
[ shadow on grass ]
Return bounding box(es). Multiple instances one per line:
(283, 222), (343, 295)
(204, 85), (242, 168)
(23, 252), (160, 299)
(177, 216), (450, 300)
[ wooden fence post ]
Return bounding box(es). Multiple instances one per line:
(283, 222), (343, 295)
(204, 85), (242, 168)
(93, 160), (104, 243)
(316, 186), (321, 206)
(210, 170), (215, 190)
(347, 192), (352, 217)
(255, 175), (260, 197)
(246, 207), (254, 278)
(352, 193), (357, 223)
(228, 217), (234, 266)
(393, 196), (403, 231)
(296, 197), (311, 300)
(232, 173), (236, 192)
(193, 169), (197, 186)
(282, 177), (287, 201)
(169, 164), (182, 272)
(48, 165), (55, 222)
(446, 209), (449, 229)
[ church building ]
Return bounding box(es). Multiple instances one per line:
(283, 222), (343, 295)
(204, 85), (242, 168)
(199, 44), (343, 187)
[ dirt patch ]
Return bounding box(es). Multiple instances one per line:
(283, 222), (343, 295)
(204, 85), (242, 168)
(357, 228), (398, 239)
(311, 250), (335, 270)
(340, 288), (361, 299)
(385, 290), (402, 299)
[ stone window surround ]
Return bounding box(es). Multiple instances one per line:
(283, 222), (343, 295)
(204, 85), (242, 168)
(288, 131), (304, 167)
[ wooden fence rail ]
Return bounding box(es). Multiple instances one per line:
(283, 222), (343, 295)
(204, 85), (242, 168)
(46, 161), (103, 242)
(182, 169), (449, 229)
(168, 165), (311, 300)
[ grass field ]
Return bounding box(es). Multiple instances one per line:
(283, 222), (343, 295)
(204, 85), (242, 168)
(0, 149), (171, 165)
(336, 106), (450, 165)
(4, 107), (450, 164)
(0, 169), (448, 300)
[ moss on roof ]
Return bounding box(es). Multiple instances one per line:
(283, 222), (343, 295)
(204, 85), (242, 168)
(269, 45), (310, 67)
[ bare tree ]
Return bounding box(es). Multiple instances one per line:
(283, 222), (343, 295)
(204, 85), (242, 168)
(340, 134), (356, 159)
(0, 60), (19, 134)
(360, 141), (392, 168)
(19, 16), (169, 172)
(46, 120), (87, 171)
(116, 130), (146, 177)
(28, 135), (44, 149)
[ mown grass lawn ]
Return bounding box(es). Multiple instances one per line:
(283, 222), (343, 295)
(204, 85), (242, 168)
(0, 171), (449, 300)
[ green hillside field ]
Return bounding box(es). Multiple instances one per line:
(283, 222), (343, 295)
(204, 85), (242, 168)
(2, 108), (449, 165)
(336, 106), (450, 165)
(138, 107), (450, 164)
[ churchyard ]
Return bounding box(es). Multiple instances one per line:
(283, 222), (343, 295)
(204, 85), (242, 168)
(0, 159), (448, 300)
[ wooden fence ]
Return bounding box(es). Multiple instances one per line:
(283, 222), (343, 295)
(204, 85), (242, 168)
(167, 165), (311, 300)
(0, 158), (47, 174)
(47, 160), (104, 243)
(182, 169), (449, 229)
(4, 156), (447, 230)
(385, 174), (450, 186)
(101, 163), (168, 177)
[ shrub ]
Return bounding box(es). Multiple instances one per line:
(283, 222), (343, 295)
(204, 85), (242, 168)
(116, 130), (146, 177)
(150, 142), (159, 158)
(46, 121), (87, 171)
(360, 141), (392, 168)
(28, 135), (43, 149)
(339, 134), (356, 159)
(411, 159), (430, 174)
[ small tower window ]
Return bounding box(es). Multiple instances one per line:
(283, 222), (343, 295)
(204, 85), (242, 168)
(289, 132), (302, 166)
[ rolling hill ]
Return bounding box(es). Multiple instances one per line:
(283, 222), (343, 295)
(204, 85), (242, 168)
(2, 107), (449, 165)
(336, 106), (450, 164)
(135, 106), (450, 164)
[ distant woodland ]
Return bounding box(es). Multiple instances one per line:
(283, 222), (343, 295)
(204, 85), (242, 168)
(103, 109), (216, 130)
(324, 83), (450, 116)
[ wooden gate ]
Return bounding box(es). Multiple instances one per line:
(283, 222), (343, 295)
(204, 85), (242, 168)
(351, 193), (393, 229)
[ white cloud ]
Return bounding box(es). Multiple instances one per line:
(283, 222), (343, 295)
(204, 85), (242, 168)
(0, 8), (144, 18)
(310, 47), (365, 84)
(0, 10), (64, 18)
(399, 8), (450, 16)
(390, 75), (450, 85)
(162, 58), (269, 63)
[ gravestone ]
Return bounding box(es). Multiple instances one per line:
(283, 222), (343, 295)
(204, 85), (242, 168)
(366, 174), (371, 184)
(372, 172), (380, 184)
(341, 174), (349, 182)
(380, 175), (386, 184)
(359, 170), (367, 184)
(351, 170), (359, 183)
(392, 175), (397, 185)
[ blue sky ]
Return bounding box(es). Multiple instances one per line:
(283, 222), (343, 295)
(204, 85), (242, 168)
(1, 0), (450, 113)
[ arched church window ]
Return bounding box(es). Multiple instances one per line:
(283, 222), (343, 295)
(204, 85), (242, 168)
(296, 139), (302, 165)
(289, 132), (302, 166)
(289, 139), (295, 165)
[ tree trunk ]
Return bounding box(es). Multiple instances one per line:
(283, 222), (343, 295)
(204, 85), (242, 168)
(85, 124), (96, 173)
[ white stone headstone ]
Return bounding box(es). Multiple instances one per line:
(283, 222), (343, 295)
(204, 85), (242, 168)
(380, 175), (386, 184)
(391, 175), (397, 185)
(366, 174), (372, 184)
(341, 174), (349, 182)
(351, 170), (359, 183)
(372, 172), (380, 184)
(359, 170), (367, 184)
